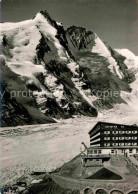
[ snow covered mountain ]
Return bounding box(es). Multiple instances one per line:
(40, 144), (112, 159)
(0, 10), (138, 127)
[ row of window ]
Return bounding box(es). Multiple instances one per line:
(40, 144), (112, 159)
(88, 150), (102, 154)
(105, 125), (124, 129)
(113, 131), (137, 134)
(104, 130), (137, 134)
(104, 136), (137, 140)
(111, 149), (135, 154)
(104, 143), (137, 146)
(88, 148), (138, 155)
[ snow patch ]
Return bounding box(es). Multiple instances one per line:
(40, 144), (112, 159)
(53, 84), (64, 102)
(115, 49), (138, 69)
(72, 78), (96, 107)
(0, 12), (68, 75)
(92, 36), (123, 79)
(115, 49), (138, 109)
(7, 61), (45, 78)
(67, 62), (79, 76)
(56, 22), (62, 26)
(31, 179), (42, 184)
(44, 73), (65, 104)
(0, 12), (70, 114)
(34, 13), (67, 61)
(67, 61), (98, 107)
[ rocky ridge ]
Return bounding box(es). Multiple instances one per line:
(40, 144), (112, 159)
(0, 10), (137, 126)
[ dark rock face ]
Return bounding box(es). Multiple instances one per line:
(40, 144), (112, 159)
(1, 85), (34, 127)
(0, 64), (55, 127)
(66, 26), (96, 51)
(65, 26), (133, 109)
(36, 32), (51, 63)
(39, 10), (74, 60)
(76, 52), (131, 109)
(1, 83), (55, 127)
(43, 60), (97, 118)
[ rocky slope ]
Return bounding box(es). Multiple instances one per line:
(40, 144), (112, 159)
(1, 173), (80, 194)
(0, 10), (138, 126)
(0, 58), (55, 127)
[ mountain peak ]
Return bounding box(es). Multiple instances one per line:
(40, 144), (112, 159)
(36, 10), (61, 29)
(1, 11), (138, 127)
(39, 10), (52, 22)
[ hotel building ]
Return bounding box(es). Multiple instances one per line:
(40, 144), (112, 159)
(82, 122), (138, 166)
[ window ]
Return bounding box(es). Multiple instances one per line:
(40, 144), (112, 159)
(90, 150), (93, 154)
(94, 150), (97, 154)
(104, 143), (110, 146)
(88, 150), (93, 154)
(126, 131), (131, 134)
(104, 137), (110, 140)
(119, 143), (124, 146)
(132, 131), (137, 134)
(119, 137), (124, 140)
(98, 150), (102, 154)
(113, 131), (118, 134)
(119, 131), (124, 134)
(132, 137), (137, 140)
(113, 143), (118, 146)
(125, 137), (131, 140)
(113, 137), (118, 140)
(136, 149), (138, 153)
(132, 143), (137, 146)
(105, 126), (109, 128)
(104, 131), (110, 134)
(111, 150), (115, 153)
(129, 149), (132, 153)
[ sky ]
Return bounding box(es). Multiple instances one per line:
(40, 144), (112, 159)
(0, 0), (138, 55)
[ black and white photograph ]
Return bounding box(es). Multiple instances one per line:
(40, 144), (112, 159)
(0, 0), (138, 193)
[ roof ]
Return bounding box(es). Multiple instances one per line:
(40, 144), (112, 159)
(87, 146), (138, 149)
(88, 121), (138, 134)
(82, 155), (111, 159)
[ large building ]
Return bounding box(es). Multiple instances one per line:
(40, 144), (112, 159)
(81, 122), (138, 167)
(89, 121), (138, 147)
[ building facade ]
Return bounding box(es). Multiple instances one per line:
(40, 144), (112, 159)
(89, 122), (138, 148)
(81, 122), (138, 167)
(87, 146), (138, 156)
